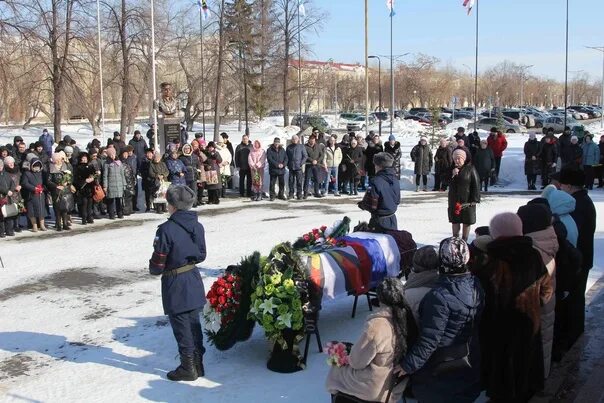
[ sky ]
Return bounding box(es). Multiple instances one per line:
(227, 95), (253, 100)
(305, 0), (604, 82)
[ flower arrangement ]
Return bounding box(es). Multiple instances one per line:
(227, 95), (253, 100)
(60, 170), (72, 187)
(292, 217), (351, 251)
(454, 202), (463, 216)
(325, 341), (353, 367)
(249, 243), (307, 350)
(203, 273), (242, 333)
(202, 252), (262, 351)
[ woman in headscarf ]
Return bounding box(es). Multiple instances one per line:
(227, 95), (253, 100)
(396, 237), (484, 403)
(191, 139), (207, 206)
(204, 142), (223, 205)
(326, 278), (417, 402)
(180, 144), (200, 206)
(448, 149), (481, 241)
(248, 140), (266, 201)
(20, 157), (47, 231)
(120, 149), (136, 216)
(148, 150), (169, 213)
(73, 152), (96, 225)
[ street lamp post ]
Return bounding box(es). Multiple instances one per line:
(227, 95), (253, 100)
(368, 55), (382, 136)
(586, 46), (604, 128)
(519, 64), (533, 108)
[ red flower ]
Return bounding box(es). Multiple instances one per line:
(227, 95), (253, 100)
(312, 228), (319, 234)
(218, 295), (227, 305)
(454, 202), (462, 216)
(303, 234), (310, 242)
(320, 225), (327, 232)
(216, 287), (226, 295)
(226, 274), (235, 282)
(224, 282), (233, 290)
(225, 289), (233, 298)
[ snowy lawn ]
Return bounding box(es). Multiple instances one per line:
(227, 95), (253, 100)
(1, 120), (603, 402)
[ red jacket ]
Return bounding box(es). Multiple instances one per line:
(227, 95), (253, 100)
(487, 133), (508, 158)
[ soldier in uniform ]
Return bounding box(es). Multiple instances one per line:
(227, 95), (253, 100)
(149, 185), (207, 381)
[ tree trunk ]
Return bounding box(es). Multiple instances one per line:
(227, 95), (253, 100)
(282, 1), (290, 127)
(119, 0), (130, 137)
(213, 0), (226, 142)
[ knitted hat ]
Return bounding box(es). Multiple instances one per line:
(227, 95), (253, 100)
(373, 152), (394, 168)
(64, 146), (74, 154)
(412, 245), (439, 273)
(166, 185), (196, 210)
(388, 134), (396, 141)
(420, 136), (428, 143)
(452, 149), (467, 162)
(438, 237), (470, 274)
(517, 204), (552, 234)
(273, 137), (281, 144)
(489, 212), (523, 239)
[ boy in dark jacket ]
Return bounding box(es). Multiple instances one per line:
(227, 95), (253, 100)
(358, 152), (400, 231)
(149, 185), (207, 382)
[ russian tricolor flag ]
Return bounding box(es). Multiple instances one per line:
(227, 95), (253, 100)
(463, 0), (475, 16)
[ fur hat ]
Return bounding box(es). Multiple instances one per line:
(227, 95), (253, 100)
(64, 146), (74, 154)
(558, 168), (585, 187)
(452, 149), (467, 162)
(373, 152), (394, 168)
(438, 237), (470, 274)
(166, 185), (196, 210)
(412, 245), (439, 273)
(517, 204), (552, 235)
(489, 212), (523, 239)
(206, 141), (216, 149)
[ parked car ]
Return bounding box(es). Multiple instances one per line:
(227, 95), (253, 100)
(404, 115), (431, 126)
(467, 117), (525, 133)
(291, 114), (331, 133)
(525, 111), (549, 128)
(408, 107), (430, 116)
(567, 108), (589, 120)
(541, 116), (583, 134)
(346, 115), (377, 132)
(453, 110), (474, 120)
(268, 109), (285, 117)
(570, 105), (599, 118)
(372, 111), (389, 121)
(501, 109), (533, 127)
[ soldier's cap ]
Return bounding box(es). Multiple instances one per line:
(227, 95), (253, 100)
(166, 185), (196, 211)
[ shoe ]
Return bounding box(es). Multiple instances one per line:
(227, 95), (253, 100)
(277, 195), (286, 200)
(145, 208), (151, 212)
(334, 192), (340, 197)
(296, 195), (302, 200)
(14, 227), (22, 233)
(30, 226), (38, 233)
(423, 187), (428, 192)
(194, 350), (205, 378)
(7, 232), (15, 237)
(352, 190), (358, 196)
(117, 215), (124, 219)
(87, 218), (94, 224)
(269, 196), (275, 201)
(303, 194), (308, 200)
(82, 220), (87, 225)
(415, 186), (420, 192)
(63, 225), (71, 231)
(133, 207), (140, 212)
(167, 354), (198, 382)
(0, 234), (5, 238)
(288, 194), (294, 200)
(56, 226), (63, 232)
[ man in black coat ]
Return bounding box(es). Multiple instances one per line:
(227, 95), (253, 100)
(358, 152), (400, 231)
(304, 134), (325, 198)
(559, 168), (596, 345)
(454, 127), (469, 150)
(434, 138), (453, 191)
(538, 135), (558, 188)
(149, 185), (207, 381)
(128, 130), (148, 172)
(234, 134), (253, 197)
(266, 137), (288, 201)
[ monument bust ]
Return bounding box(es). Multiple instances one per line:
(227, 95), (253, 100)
(156, 82), (179, 116)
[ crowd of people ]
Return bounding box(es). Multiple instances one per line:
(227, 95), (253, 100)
(327, 166), (596, 403)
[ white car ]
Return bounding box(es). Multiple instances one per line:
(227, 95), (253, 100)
(567, 109), (589, 120)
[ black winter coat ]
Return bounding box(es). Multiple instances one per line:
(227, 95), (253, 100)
(364, 143), (384, 177)
(448, 163), (480, 224)
(539, 141), (558, 166)
(411, 143), (433, 175)
(434, 146), (452, 175)
(479, 236), (546, 402)
(179, 154), (200, 183)
(234, 143), (252, 170)
(473, 147), (495, 180)
(74, 163), (96, 198)
(128, 137), (148, 170)
(524, 139), (541, 175)
(0, 170), (15, 198)
(266, 145), (288, 175)
(570, 190), (596, 270)
(561, 144), (582, 168)
(149, 210), (206, 315)
(467, 132), (481, 156)
(341, 145), (364, 181)
(384, 141), (401, 176)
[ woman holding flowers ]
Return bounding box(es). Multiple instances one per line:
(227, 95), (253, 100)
(447, 149), (481, 241)
(46, 152), (75, 231)
(326, 278), (417, 402)
(248, 140), (266, 201)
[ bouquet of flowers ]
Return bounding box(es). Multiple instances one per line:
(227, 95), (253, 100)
(454, 202), (463, 216)
(325, 341), (353, 367)
(203, 273), (242, 334)
(292, 216), (351, 251)
(60, 170), (73, 187)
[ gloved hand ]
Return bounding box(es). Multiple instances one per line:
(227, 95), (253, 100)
(551, 163), (556, 168)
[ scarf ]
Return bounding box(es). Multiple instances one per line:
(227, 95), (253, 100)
(404, 270), (439, 290)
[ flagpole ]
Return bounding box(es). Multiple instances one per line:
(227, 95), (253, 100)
(297, 1), (302, 134)
(96, 0), (105, 144)
(473, 0), (479, 131)
(563, 0), (569, 131)
(150, 0), (159, 153)
(364, 0), (369, 139)
(199, 7), (206, 135)
(390, 7), (394, 137)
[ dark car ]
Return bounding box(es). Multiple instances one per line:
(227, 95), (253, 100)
(408, 107), (430, 116)
(373, 111), (389, 121)
(291, 114), (331, 133)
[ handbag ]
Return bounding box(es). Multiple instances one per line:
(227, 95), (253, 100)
(92, 183), (105, 202)
(57, 192), (75, 212)
(206, 170), (219, 185)
(0, 201), (19, 218)
(431, 289), (477, 376)
(154, 180), (170, 204)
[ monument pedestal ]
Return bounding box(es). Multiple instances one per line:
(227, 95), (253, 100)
(159, 117), (181, 153)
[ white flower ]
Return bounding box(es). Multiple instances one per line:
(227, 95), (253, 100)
(277, 312), (292, 328)
(202, 305), (222, 333)
(63, 170), (71, 175)
(259, 297), (277, 315)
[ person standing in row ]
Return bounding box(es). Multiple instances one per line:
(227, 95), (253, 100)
(384, 134), (401, 179)
(434, 138), (453, 191)
(304, 134), (325, 199)
(234, 134), (253, 198)
(103, 147), (126, 220)
(266, 137), (288, 201)
(539, 134), (558, 189)
(204, 142), (223, 205)
(411, 137), (432, 192)
(20, 157), (47, 231)
(248, 140), (266, 201)
(149, 185), (207, 382)
(486, 128), (507, 183)
(524, 133), (541, 190)
(473, 140), (495, 192)
(286, 134), (307, 200)
(580, 133), (599, 190)
(323, 135), (342, 197)
(364, 134), (383, 185)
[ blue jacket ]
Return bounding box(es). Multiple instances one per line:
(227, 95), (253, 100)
(166, 158), (187, 185)
(39, 132), (53, 157)
(359, 167), (400, 216)
(402, 274), (483, 374)
(266, 145), (289, 175)
(581, 141), (599, 166)
(542, 186), (578, 246)
(286, 143), (308, 171)
(149, 210), (206, 315)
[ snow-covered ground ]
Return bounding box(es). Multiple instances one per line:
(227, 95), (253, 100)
(1, 120), (604, 402)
